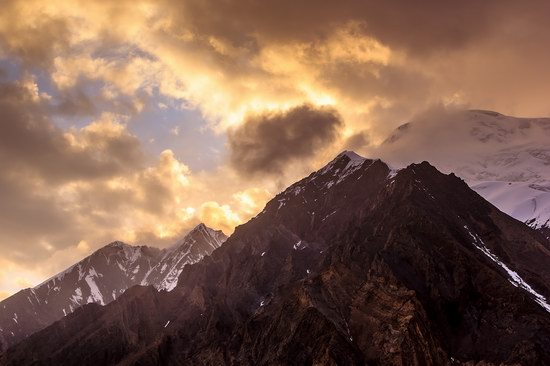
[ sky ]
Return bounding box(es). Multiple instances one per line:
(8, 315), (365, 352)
(1, 0), (550, 299)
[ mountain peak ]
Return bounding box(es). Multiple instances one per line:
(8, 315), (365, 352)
(191, 222), (207, 231)
(326, 150), (368, 170)
(406, 160), (439, 173)
(104, 240), (129, 248)
(177, 223), (226, 247)
(188, 222), (211, 236)
(335, 150), (365, 162)
(141, 224), (227, 292)
(310, 150), (372, 183)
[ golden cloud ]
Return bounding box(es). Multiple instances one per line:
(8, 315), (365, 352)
(2, 0), (550, 299)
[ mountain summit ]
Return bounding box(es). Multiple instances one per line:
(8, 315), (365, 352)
(142, 223), (227, 291)
(2, 153), (550, 365)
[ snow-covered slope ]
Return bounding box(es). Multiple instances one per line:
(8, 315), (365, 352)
(377, 109), (550, 239)
(0, 223), (226, 351)
(142, 223), (227, 291)
(36, 241), (160, 307)
(0, 242), (162, 351)
(471, 181), (550, 231)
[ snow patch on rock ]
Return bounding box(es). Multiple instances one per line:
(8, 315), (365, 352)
(464, 225), (550, 313)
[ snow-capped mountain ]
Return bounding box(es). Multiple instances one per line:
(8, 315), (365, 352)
(378, 109), (550, 239)
(4, 152), (550, 365)
(142, 223), (227, 291)
(0, 223), (225, 351)
(0, 242), (161, 351)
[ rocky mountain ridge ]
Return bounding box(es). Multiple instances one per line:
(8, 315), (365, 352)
(0, 224), (226, 352)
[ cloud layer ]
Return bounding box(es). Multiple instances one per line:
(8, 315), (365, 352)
(1, 0), (550, 298)
(229, 104), (342, 176)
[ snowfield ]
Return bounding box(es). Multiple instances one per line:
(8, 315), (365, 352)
(378, 109), (550, 236)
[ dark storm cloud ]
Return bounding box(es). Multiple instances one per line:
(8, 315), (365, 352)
(158, 0), (550, 119)
(166, 0), (550, 55)
(320, 63), (431, 105)
(4, 0), (550, 122)
(229, 104), (342, 176)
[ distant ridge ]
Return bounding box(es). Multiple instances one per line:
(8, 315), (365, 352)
(0, 224), (226, 351)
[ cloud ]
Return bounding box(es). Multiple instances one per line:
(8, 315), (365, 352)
(198, 201), (241, 235)
(0, 258), (45, 300)
(170, 126), (180, 136)
(3, 0), (550, 135)
(1, 0), (550, 298)
(0, 173), (78, 258)
(0, 79), (149, 263)
(228, 104), (342, 176)
(343, 131), (370, 152)
(174, 0), (549, 121)
(162, 0), (482, 52)
(0, 79), (145, 184)
(53, 89), (97, 116)
(0, 0), (70, 68)
(0, 77), (276, 295)
(373, 106), (550, 179)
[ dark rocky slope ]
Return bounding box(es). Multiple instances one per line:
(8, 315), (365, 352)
(2, 152), (550, 365)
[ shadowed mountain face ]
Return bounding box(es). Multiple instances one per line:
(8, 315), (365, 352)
(0, 224), (225, 352)
(2, 152), (550, 365)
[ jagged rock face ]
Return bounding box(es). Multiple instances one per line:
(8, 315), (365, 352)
(3, 152), (550, 365)
(142, 224), (227, 291)
(0, 224), (225, 352)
